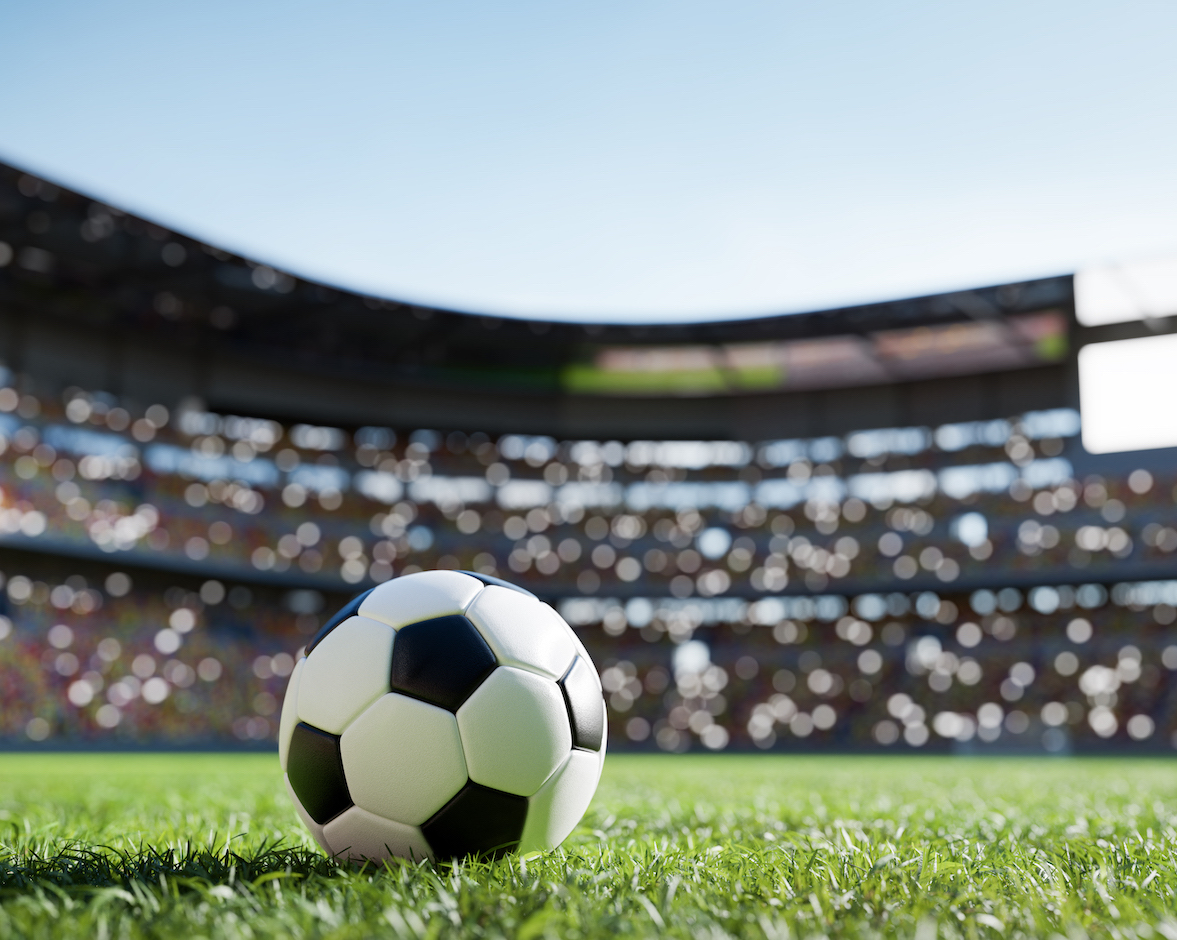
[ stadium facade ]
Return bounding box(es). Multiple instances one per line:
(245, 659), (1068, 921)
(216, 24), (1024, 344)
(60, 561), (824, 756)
(1, 159), (1175, 755)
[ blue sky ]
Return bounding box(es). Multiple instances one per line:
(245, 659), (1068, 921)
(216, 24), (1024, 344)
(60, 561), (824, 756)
(2, 2), (1175, 322)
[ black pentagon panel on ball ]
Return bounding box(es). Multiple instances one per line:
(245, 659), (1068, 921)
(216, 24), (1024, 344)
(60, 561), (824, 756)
(559, 656), (605, 752)
(305, 587), (376, 654)
(421, 782), (529, 860)
(390, 615), (497, 711)
(286, 722), (353, 824)
(455, 570), (537, 599)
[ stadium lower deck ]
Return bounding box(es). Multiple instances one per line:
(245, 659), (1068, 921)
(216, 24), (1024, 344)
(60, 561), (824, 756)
(0, 384), (1175, 753)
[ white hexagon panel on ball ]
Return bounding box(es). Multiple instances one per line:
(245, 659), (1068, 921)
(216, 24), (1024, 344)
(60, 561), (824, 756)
(456, 666), (572, 797)
(465, 586), (577, 680)
(519, 749), (601, 853)
(296, 616), (395, 734)
(323, 806), (432, 862)
(340, 693), (468, 826)
(358, 569), (483, 629)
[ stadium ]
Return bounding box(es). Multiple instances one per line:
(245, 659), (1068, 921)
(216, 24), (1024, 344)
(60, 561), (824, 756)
(2, 157), (1174, 761)
(12, 4), (1177, 932)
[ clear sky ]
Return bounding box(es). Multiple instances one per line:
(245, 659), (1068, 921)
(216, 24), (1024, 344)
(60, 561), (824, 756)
(2, 2), (1176, 323)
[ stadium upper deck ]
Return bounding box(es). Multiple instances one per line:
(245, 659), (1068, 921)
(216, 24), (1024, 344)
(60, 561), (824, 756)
(0, 160), (1081, 439)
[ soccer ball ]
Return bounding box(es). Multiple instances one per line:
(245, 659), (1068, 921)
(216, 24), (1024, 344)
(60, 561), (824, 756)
(277, 569), (607, 861)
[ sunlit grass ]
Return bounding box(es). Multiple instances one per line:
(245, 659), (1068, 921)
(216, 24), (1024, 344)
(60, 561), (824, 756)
(2, 753), (1177, 937)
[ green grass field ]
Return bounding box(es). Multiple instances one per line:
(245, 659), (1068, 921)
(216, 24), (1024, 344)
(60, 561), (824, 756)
(2, 754), (1176, 938)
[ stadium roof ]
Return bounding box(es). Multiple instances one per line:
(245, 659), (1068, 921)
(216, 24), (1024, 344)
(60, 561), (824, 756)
(0, 160), (1079, 437)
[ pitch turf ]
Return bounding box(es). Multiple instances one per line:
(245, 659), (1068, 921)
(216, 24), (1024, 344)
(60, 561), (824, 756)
(2, 754), (1176, 938)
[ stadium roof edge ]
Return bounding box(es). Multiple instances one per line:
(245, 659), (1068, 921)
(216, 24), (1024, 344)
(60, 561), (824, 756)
(0, 159), (1079, 436)
(0, 158), (1072, 339)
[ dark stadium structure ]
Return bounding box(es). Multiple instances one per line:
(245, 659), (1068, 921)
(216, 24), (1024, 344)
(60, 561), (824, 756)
(2, 158), (1177, 756)
(0, 163), (1082, 439)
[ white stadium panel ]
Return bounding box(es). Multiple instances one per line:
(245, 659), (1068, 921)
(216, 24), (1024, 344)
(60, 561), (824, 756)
(278, 658), (304, 771)
(456, 666), (572, 797)
(284, 773), (330, 854)
(1079, 334), (1177, 453)
(519, 749), (600, 853)
(358, 570), (483, 629)
(466, 586), (577, 679)
(1075, 256), (1177, 327)
(296, 616), (395, 735)
(323, 805), (432, 862)
(340, 693), (468, 826)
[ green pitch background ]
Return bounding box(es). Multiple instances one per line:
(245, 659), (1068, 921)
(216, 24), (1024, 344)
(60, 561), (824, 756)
(2, 753), (1176, 938)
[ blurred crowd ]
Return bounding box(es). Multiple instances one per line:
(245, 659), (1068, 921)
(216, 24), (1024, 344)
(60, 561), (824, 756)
(1, 551), (1175, 754)
(0, 385), (1170, 600)
(571, 583), (1177, 754)
(0, 558), (320, 745)
(0, 383), (1175, 751)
